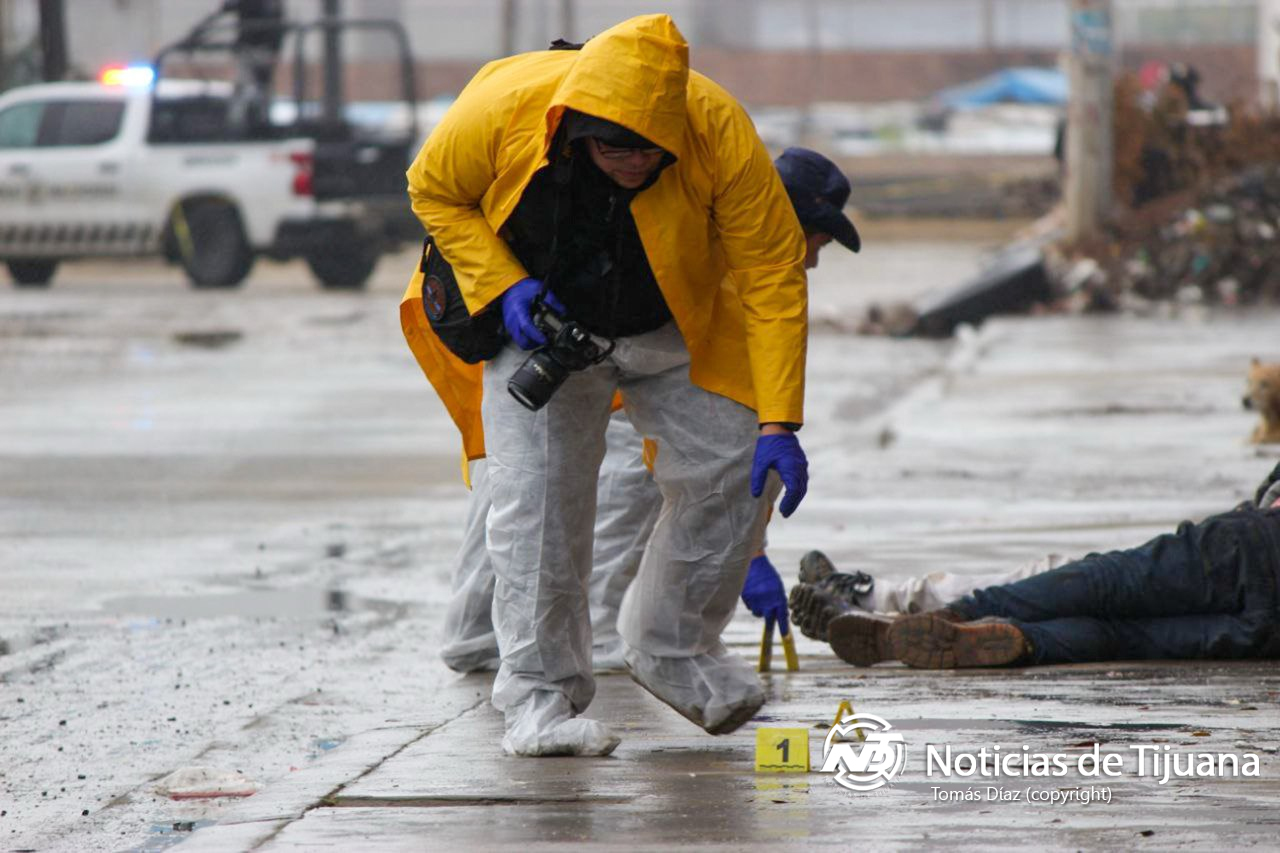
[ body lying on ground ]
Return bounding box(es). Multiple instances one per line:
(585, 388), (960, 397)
(790, 464), (1280, 669)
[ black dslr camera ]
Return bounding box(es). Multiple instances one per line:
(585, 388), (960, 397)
(507, 297), (615, 411)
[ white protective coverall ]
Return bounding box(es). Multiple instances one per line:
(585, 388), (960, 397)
(864, 555), (1066, 615)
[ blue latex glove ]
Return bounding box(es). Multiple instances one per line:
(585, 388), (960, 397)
(750, 432), (808, 517)
(741, 554), (789, 631)
(500, 278), (566, 350)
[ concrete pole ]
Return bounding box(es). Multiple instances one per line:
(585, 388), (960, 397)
(802, 0), (820, 143)
(1260, 0), (1280, 111)
(559, 0), (574, 42)
(500, 0), (516, 56)
(38, 0), (67, 82)
(322, 0), (343, 129)
(1065, 0), (1114, 243)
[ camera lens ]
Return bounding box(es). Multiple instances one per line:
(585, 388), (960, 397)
(507, 348), (571, 411)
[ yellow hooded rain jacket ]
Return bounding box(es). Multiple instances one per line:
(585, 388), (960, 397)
(400, 14), (807, 466)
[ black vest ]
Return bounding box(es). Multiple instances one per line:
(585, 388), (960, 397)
(500, 139), (672, 339)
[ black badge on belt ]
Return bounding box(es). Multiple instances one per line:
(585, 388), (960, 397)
(424, 274), (448, 321)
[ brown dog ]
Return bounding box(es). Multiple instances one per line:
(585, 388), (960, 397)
(1244, 358), (1280, 444)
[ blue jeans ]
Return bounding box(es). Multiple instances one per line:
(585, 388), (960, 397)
(949, 507), (1280, 664)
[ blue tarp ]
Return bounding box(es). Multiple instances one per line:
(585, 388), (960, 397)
(935, 67), (1068, 108)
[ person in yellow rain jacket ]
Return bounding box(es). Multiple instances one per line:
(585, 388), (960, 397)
(403, 14), (809, 756)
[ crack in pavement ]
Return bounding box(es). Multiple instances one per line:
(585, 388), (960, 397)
(243, 696), (490, 851)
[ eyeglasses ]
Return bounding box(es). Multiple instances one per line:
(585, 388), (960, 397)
(591, 137), (664, 160)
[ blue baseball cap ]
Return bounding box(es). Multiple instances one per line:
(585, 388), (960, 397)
(774, 147), (861, 253)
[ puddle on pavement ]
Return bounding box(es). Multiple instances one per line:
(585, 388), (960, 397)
(171, 329), (243, 349)
(1035, 403), (1217, 418)
(893, 718), (1188, 733)
(303, 310), (366, 327)
(309, 736), (347, 760)
(133, 820), (216, 852)
(102, 587), (407, 621)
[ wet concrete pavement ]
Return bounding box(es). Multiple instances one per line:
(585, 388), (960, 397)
(191, 661), (1280, 851)
(3, 236), (1279, 850)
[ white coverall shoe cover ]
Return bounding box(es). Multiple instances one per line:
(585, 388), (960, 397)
(501, 691), (621, 757)
(624, 642), (766, 735)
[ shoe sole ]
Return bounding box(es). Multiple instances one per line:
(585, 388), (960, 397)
(706, 692), (766, 736)
(888, 613), (1026, 669)
(788, 583), (841, 641)
(626, 671), (764, 736)
(827, 613), (893, 667)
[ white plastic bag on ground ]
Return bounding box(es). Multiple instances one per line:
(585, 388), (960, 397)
(153, 766), (261, 800)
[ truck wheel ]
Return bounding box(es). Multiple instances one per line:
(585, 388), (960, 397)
(174, 200), (255, 289)
(7, 260), (57, 287)
(306, 239), (378, 290)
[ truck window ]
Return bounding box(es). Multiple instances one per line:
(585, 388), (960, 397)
(0, 102), (44, 148)
(38, 101), (127, 147)
(149, 96), (235, 143)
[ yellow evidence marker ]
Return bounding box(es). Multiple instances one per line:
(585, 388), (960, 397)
(831, 699), (866, 741)
(755, 727), (811, 772)
(758, 615), (800, 673)
(780, 630), (799, 670)
(757, 617), (774, 672)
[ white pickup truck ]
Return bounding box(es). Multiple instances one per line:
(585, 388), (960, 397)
(0, 77), (413, 289)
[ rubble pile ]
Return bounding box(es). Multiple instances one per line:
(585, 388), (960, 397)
(1054, 164), (1280, 313)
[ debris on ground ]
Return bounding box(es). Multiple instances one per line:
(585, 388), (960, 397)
(810, 302), (919, 337)
(1050, 71), (1280, 315)
(853, 157), (1280, 338)
(845, 70), (1280, 337)
(1050, 164), (1280, 314)
(913, 244), (1052, 337)
(152, 767), (261, 800)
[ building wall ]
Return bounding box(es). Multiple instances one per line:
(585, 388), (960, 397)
(407, 43), (1254, 105)
(4, 0), (1259, 103)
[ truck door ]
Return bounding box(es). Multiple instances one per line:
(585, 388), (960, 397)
(0, 100), (43, 256)
(24, 96), (142, 257)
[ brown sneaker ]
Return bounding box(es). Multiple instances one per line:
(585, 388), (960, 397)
(887, 612), (1028, 669)
(826, 612), (895, 667)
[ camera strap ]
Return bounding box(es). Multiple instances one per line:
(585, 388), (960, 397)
(603, 192), (627, 340)
(536, 127), (574, 309)
(530, 127), (624, 352)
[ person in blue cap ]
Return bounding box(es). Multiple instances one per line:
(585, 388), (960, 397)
(737, 147), (861, 631)
(774, 146), (863, 268)
(440, 146), (861, 672)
